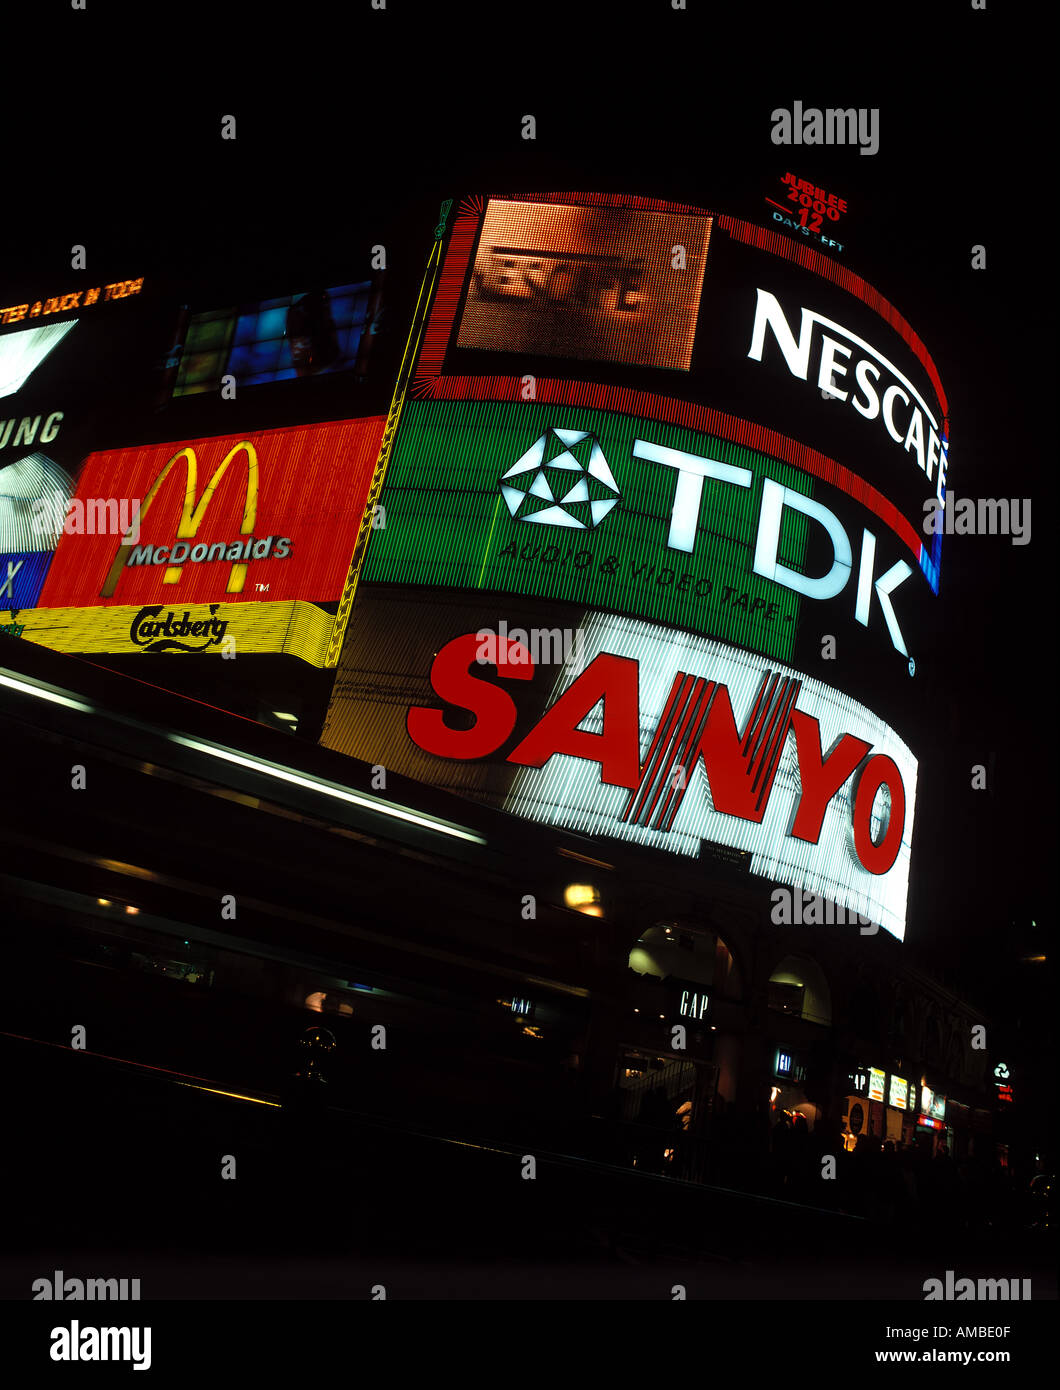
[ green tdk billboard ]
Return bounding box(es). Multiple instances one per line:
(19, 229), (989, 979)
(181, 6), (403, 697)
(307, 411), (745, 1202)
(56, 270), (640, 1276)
(362, 398), (814, 661)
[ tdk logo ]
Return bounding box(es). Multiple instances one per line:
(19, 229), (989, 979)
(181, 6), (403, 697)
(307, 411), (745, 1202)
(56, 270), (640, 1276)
(771, 103), (879, 157)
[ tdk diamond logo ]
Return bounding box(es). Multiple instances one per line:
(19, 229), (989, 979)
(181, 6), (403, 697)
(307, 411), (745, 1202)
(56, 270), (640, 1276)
(498, 427), (620, 530)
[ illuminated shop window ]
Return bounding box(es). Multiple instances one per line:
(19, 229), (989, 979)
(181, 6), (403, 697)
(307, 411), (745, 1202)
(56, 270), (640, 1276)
(172, 283), (374, 398)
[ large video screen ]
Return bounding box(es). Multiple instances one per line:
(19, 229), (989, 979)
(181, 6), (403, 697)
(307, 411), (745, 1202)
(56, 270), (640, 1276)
(456, 200), (712, 371)
(427, 195), (948, 594)
(172, 282), (378, 397)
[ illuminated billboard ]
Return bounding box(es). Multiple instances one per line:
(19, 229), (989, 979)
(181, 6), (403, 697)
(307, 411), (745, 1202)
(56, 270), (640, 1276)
(0, 276), (143, 333)
(362, 398), (928, 662)
(920, 1085), (947, 1120)
(323, 593), (917, 939)
(0, 598), (335, 665)
(888, 1074), (908, 1110)
(455, 200), (711, 371)
(171, 282), (381, 398)
(37, 418), (384, 610)
(0, 322), (77, 399)
(418, 193), (948, 592)
(0, 452), (73, 608)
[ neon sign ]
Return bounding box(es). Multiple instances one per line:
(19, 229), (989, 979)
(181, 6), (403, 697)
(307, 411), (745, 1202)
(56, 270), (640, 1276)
(0, 278), (143, 327)
(402, 611), (916, 937)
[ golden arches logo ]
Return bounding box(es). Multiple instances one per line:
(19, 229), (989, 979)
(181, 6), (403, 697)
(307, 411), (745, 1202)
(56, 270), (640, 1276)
(101, 442), (259, 598)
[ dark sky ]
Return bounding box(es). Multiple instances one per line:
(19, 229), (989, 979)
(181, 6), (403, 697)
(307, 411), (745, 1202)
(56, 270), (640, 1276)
(3, 0), (1052, 1007)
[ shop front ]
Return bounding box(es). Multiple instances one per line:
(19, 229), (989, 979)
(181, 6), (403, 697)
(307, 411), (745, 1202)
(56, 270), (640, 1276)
(768, 1045), (819, 1131)
(839, 1064), (888, 1148)
(917, 1084), (951, 1156)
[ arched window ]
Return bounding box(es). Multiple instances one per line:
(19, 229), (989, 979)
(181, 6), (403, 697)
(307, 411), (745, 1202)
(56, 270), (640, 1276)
(767, 955), (831, 1026)
(629, 923), (743, 999)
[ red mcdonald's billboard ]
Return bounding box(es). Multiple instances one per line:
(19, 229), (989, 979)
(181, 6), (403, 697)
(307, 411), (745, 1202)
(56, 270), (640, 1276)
(37, 418), (384, 609)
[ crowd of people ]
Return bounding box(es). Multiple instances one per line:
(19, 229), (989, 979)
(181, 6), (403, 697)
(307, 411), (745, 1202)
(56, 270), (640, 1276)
(606, 1088), (1040, 1235)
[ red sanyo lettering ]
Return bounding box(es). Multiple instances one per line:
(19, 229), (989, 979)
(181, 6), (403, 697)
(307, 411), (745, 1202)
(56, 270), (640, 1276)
(507, 652), (641, 788)
(407, 634), (906, 874)
(405, 631), (534, 758)
(789, 711), (871, 842)
(851, 753), (906, 874)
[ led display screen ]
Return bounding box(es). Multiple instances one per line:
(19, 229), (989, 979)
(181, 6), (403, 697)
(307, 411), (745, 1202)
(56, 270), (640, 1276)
(693, 232), (947, 594)
(172, 282), (379, 397)
(0, 451), (73, 607)
(37, 418), (384, 610)
(456, 200), (711, 371)
(868, 1067), (886, 1102)
(0, 551), (51, 610)
(323, 592), (917, 940)
(1, 598), (335, 664)
(888, 1073), (908, 1110)
(425, 195), (948, 593)
(362, 398), (930, 665)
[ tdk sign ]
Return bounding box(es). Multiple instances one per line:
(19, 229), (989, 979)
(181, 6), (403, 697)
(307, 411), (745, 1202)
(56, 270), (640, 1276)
(770, 103), (879, 157)
(631, 439), (913, 658)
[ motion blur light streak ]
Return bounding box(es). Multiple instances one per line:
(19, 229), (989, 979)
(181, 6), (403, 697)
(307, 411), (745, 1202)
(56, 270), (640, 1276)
(0, 669), (94, 712)
(167, 732), (487, 845)
(173, 1082), (282, 1108)
(0, 661), (484, 846)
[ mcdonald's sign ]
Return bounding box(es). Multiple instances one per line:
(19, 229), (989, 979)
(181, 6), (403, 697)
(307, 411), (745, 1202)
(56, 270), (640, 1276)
(37, 419), (385, 610)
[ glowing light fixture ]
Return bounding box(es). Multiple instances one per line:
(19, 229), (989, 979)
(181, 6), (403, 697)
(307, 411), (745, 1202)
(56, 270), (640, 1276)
(564, 882), (603, 916)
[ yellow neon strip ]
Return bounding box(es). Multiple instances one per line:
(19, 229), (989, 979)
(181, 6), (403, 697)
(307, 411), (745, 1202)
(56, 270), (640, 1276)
(477, 493), (503, 589)
(174, 1082), (281, 1107)
(324, 238), (446, 669)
